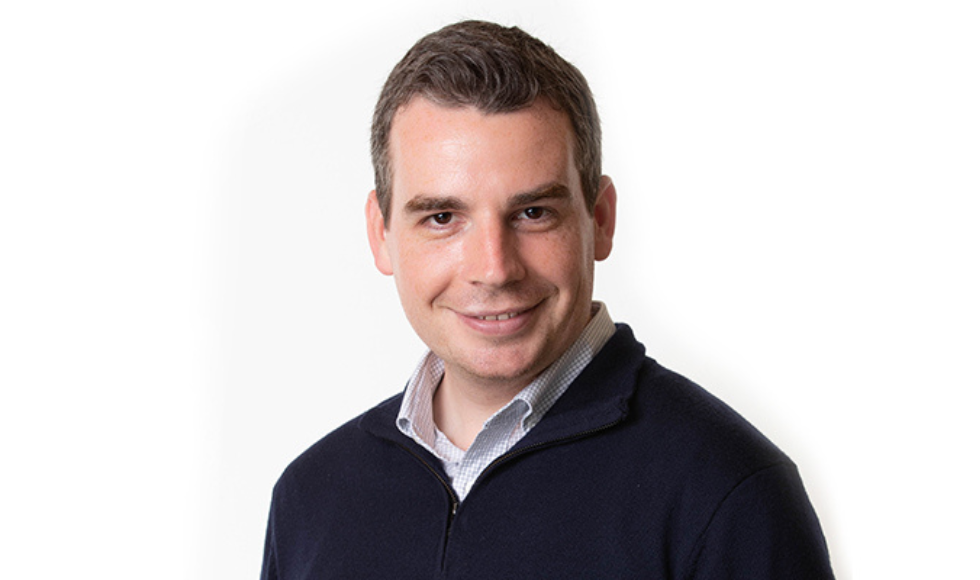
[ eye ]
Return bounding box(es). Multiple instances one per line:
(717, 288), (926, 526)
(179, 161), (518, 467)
(521, 207), (545, 220)
(428, 212), (454, 225)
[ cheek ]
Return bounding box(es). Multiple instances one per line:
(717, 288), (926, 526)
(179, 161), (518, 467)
(531, 227), (592, 279)
(391, 238), (459, 300)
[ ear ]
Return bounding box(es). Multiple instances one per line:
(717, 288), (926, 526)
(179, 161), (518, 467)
(592, 175), (617, 261)
(365, 190), (393, 275)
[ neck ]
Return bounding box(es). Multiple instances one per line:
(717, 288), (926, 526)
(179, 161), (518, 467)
(431, 370), (528, 451)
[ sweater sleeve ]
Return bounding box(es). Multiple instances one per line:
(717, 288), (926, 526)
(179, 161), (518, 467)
(259, 497), (279, 580)
(683, 462), (835, 580)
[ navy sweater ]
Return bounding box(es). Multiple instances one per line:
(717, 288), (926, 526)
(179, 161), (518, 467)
(261, 325), (834, 579)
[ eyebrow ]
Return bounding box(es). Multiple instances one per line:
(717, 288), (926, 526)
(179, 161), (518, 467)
(402, 183), (571, 214)
(510, 183), (571, 206)
(403, 195), (467, 214)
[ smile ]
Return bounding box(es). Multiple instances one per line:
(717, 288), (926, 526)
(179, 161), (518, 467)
(456, 304), (540, 334)
(475, 312), (520, 321)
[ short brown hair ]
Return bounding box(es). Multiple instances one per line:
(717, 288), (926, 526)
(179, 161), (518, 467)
(371, 20), (601, 224)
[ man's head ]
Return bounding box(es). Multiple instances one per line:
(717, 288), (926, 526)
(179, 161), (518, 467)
(366, 21), (616, 395)
(371, 20), (602, 226)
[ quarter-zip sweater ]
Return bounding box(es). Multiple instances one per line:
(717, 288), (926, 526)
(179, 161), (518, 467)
(261, 325), (835, 579)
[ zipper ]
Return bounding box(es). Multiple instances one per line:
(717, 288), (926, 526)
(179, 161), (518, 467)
(396, 443), (460, 564)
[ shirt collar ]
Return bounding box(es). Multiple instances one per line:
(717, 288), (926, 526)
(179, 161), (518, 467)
(396, 301), (616, 452)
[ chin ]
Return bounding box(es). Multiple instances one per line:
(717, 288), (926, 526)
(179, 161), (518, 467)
(457, 346), (549, 386)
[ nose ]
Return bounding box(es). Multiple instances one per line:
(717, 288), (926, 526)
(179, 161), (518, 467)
(462, 219), (526, 287)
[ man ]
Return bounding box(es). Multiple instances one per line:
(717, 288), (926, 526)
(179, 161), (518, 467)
(261, 20), (834, 579)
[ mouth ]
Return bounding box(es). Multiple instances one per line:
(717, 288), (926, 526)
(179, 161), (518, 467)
(455, 302), (541, 336)
(473, 311), (521, 321)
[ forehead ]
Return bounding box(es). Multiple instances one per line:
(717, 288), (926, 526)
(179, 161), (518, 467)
(388, 97), (577, 199)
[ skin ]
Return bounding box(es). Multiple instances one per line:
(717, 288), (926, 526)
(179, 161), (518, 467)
(366, 97), (616, 449)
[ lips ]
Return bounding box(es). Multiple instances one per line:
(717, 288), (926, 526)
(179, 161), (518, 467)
(464, 302), (535, 321)
(453, 302), (542, 336)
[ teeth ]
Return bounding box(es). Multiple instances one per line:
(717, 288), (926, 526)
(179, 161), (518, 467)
(478, 312), (518, 321)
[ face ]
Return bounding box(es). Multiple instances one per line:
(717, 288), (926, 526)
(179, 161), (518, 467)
(367, 97), (616, 394)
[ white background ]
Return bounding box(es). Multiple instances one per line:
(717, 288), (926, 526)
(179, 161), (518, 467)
(2, 1), (978, 578)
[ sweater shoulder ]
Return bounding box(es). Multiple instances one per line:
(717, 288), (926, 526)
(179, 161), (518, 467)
(274, 392), (403, 492)
(632, 358), (792, 480)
